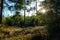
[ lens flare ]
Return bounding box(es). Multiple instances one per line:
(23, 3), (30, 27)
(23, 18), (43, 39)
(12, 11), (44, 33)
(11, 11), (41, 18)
(40, 9), (46, 14)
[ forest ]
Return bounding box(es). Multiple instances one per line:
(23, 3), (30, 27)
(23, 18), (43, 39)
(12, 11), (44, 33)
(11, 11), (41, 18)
(0, 0), (60, 40)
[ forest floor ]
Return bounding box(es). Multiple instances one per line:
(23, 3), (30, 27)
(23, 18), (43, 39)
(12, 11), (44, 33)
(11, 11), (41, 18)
(0, 24), (48, 40)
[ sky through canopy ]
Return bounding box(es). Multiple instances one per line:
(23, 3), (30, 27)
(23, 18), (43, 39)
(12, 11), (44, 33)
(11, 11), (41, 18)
(3, 0), (45, 17)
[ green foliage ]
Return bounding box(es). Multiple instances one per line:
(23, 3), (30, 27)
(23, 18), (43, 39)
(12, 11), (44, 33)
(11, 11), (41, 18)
(13, 15), (21, 26)
(4, 15), (45, 27)
(6, 16), (14, 26)
(2, 17), (6, 24)
(5, 15), (21, 26)
(9, 0), (24, 10)
(2, 0), (46, 27)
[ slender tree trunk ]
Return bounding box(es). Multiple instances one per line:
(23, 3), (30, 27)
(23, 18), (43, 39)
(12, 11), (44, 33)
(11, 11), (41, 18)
(24, 0), (26, 27)
(36, 0), (37, 12)
(35, 0), (37, 16)
(0, 0), (3, 24)
(24, 7), (25, 26)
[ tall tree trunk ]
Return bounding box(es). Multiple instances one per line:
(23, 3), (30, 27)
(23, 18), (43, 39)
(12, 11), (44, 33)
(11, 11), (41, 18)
(0, 0), (3, 24)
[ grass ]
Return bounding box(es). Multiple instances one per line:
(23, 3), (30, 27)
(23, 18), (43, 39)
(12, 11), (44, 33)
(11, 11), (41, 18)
(0, 24), (48, 40)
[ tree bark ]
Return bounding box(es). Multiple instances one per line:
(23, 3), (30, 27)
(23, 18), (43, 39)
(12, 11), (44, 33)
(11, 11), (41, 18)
(0, 0), (3, 24)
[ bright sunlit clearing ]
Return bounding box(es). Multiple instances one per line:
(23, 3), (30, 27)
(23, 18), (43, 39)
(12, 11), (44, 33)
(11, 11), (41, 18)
(40, 9), (47, 14)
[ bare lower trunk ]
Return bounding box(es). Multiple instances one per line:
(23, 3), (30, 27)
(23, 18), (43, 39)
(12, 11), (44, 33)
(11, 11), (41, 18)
(0, 0), (3, 24)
